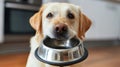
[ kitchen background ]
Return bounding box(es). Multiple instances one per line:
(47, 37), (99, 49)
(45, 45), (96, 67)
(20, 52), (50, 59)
(0, 0), (120, 67)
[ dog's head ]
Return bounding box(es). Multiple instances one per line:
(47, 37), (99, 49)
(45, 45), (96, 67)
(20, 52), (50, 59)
(30, 3), (91, 40)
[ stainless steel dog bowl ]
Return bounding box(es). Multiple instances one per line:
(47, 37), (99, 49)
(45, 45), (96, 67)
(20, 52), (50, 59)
(35, 37), (88, 66)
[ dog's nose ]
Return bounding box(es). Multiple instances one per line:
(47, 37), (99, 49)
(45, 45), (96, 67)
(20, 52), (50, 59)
(55, 23), (68, 34)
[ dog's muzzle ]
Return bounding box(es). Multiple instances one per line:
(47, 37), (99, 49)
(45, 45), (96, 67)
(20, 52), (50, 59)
(53, 23), (68, 40)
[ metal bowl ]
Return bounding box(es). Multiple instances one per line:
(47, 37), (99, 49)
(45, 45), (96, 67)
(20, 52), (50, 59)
(35, 37), (88, 66)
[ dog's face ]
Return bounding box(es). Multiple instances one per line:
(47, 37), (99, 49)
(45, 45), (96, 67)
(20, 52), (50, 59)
(42, 3), (80, 40)
(30, 3), (91, 40)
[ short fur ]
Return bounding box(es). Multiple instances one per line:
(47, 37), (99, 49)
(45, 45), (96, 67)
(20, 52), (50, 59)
(26, 3), (91, 67)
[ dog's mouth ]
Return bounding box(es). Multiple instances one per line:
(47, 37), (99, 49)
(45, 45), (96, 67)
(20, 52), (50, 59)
(47, 31), (69, 40)
(44, 36), (79, 49)
(53, 33), (69, 40)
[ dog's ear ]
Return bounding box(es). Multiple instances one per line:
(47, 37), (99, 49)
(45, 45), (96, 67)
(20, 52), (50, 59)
(78, 12), (92, 40)
(29, 5), (45, 34)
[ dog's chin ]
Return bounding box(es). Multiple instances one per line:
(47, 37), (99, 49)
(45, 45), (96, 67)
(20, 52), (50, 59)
(54, 37), (68, 40)
(47, 36), (68, 40)
(46, 34), (75, 41)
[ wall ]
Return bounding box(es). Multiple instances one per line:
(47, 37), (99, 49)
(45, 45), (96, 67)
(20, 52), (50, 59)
(69, 0), (120, 40)
(117, 5), (120, 39)
(0, 0), (4, 43)
(42, 0), (68, 3)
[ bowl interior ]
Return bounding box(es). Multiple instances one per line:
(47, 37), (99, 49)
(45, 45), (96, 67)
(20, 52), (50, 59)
(43, 37), (80, 49)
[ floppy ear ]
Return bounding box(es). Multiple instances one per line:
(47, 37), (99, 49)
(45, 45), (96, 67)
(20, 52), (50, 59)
(78, 13), (92, 40)
(29, 5), (45, 34)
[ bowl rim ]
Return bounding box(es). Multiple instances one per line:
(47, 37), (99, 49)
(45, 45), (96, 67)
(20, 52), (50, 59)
(41, 38), (81, 50)
(35, 47), (88, 66)
(42, 36), (80, 49)
(40, 41), (80, 51)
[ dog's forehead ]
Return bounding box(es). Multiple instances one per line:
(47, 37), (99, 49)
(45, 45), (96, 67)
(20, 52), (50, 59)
(43, 3), (80, 13)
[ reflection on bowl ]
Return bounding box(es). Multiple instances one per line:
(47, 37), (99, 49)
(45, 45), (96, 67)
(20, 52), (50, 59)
(35, 37), (88, 66)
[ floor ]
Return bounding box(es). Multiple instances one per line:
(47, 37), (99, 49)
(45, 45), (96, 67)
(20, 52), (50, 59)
(82, 46), (120, 67)
(0, 45), (120, 67)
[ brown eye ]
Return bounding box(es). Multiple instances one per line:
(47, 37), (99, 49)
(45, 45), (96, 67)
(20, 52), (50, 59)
(46, 13), (53, 18)
(67, 13), (74, 19)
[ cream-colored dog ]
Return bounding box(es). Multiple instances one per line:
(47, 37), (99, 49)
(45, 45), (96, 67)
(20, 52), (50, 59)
(26, 3), (91, 67)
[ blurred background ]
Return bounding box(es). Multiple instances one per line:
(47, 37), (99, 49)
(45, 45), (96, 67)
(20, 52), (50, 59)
(0, 0), (120, 67)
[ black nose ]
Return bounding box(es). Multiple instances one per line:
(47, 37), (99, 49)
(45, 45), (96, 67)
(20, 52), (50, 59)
(55, 23), (68, 34)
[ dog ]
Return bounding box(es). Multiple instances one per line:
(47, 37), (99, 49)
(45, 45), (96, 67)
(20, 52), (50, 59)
(26, 3), (91, 67)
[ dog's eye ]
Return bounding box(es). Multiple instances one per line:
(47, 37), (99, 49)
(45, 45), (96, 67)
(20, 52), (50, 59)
(46, 13), (53, 18)
(67, 13), (74, 19)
